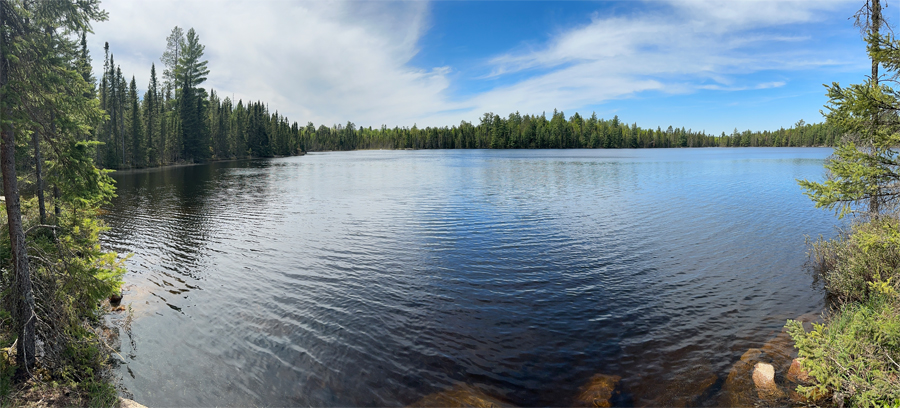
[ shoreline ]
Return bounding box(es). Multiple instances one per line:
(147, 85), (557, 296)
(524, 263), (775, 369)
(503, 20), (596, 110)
(102, 151), (308, 174)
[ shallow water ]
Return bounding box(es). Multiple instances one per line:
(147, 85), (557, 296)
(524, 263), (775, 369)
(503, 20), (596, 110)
(102, 148), (837, 406)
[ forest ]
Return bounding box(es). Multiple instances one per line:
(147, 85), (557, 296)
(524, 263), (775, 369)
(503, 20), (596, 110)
(96, 26), (839, 170)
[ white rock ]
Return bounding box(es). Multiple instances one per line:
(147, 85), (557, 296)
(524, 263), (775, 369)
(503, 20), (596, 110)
(752, 362), (785, 400)
(119, 398), (148, 408)
(752, 362), (775, 389)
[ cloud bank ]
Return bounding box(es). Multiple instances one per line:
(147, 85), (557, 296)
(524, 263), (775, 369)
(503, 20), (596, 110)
(88, 0), (860, 132)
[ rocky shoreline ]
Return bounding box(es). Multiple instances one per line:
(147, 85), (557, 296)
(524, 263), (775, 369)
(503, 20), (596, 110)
(406, 313), (822, 407)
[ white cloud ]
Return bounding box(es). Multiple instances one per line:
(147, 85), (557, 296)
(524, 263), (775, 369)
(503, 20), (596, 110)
(87, 0), (861, 130)
(469, 0), (857, 119)
(89, 0), (452, 128)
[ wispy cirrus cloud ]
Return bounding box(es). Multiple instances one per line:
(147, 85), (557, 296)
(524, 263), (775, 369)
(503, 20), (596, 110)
(464, 0), (856, 120)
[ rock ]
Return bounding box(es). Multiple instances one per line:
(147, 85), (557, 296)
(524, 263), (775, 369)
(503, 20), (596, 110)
(752, 362), (784, 400)
(408, 384), (511, 408)
(119, 398), (148, 408)
(786, 358), (810, 384)
(752, 363), (775, 389)
(759, 329), (795, 374)
(834, 392), (845, 408)
(574, 374), (621, 407)
(718, 348), (762, 407)
(720, 348), (786, 406)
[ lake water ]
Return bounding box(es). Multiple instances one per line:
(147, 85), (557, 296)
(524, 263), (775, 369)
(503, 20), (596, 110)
(102, 148), (838, 406)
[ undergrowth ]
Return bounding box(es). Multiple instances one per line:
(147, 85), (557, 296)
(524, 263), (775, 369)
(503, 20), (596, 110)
(788, 216), (900, 407)
(0, 195), (126, 407)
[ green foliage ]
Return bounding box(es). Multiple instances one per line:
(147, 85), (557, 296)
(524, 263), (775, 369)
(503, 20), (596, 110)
(56, 325), (118, 407)
(1, 194), (124, 402)
(810, 217), (900, 302)
(788, 288), (900, 407)
(798, 31), (900, 218)
(1, 0), (124, 403)
(792, 10), (900, 405)
(296, 110), (836, 152)
(0, 344), (15, 402)
(791, 219), (900, 406)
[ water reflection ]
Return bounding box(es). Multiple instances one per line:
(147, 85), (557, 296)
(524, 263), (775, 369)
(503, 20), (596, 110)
(102, 148), (836, 406)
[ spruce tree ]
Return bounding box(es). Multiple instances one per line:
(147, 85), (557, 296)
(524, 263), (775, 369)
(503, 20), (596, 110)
(799, 1), (899, 217)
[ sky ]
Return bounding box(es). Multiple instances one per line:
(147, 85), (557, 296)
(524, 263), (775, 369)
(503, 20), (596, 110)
(86, 0), (889, 135)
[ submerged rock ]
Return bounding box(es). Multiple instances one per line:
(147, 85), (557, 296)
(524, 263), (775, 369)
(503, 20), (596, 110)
(788, 387), (830, 405)
(759, 329), (795, 374)
(719, 323), (808, 407)
(786, 358), (810, 384)
(407, 384), (512, 408)
(574, 374), (621, 407)
(719, 348), (763, 407)
(641, 363), (718, 407)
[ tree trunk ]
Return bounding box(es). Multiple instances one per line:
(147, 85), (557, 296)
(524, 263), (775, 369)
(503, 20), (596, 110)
(2, 125), (37, 373)
(871, 0), (880, 83)
(33, 126), (46, 224)
(869, 0), (881, 215)
(53, 185), (60, 219)
(1, 0), (37, 373)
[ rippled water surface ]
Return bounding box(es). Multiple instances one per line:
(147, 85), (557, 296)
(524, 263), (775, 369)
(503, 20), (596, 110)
(102, 148), (837, 406)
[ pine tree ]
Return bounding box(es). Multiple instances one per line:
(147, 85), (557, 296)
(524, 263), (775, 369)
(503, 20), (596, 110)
(145, 63), (158, 165)
(127, 76), (143, 167)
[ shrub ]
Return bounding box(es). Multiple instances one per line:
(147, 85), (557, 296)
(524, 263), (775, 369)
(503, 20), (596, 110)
(788, 282), (900, 407)
(0, 196), (125, 406)
(809, 216), (900, 302)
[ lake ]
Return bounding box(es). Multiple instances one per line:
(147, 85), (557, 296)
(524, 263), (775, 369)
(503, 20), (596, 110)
(101, 148), (838, 406)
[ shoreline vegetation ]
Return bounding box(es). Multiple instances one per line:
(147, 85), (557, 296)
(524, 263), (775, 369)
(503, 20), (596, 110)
(1, 0), (128, 406)
(783, 0), (900, 406)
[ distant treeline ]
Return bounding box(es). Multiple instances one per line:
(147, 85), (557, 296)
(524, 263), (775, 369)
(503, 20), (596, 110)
(300, 112), (838, 151)
(97, 27), (838, 170)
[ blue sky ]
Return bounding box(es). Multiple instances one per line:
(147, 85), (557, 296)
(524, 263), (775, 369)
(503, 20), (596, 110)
(88, 0), (883, 135)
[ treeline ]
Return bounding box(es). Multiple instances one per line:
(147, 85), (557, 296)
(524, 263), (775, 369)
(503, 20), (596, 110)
(98, 27), (838, 170)
(301, 112), (839, 151)
(97, 27), (303, 169)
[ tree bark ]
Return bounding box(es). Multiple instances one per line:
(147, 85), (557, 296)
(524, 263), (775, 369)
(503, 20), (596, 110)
(869, 0), (881, 215)
(1, 0), (37, 373)
(53, 185), (60, 218)
(33, 126), (46, 224)
(2, 125), (37, 372)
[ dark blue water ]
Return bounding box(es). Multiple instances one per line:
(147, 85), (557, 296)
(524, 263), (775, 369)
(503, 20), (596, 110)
(101, 148), (837, 406)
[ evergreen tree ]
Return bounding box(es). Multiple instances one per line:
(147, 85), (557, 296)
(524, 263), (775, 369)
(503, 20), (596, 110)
(799, 3), (899, 217)
(1, 0), (118, 374)
(144, 63), (158, 165)
(127, 76), (143, 167)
